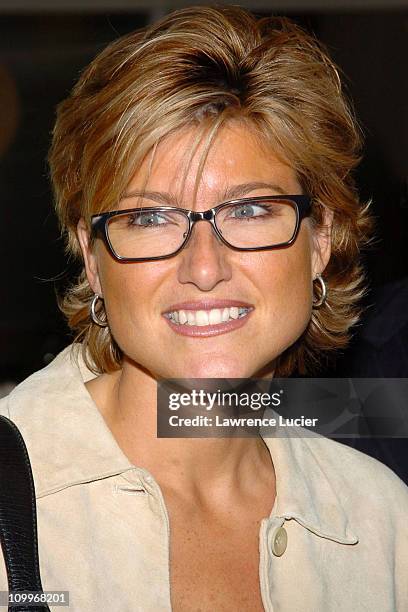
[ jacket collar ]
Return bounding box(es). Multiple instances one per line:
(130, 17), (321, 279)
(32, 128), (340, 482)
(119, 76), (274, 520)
(4, 345), (135, 497)
(263, 429), (358, 544)
(3, 344), (358, 545)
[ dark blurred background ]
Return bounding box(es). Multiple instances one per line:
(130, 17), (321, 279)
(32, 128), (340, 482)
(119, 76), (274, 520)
(0, 0), (407, 385)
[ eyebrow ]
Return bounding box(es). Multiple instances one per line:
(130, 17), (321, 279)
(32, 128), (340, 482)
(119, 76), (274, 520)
(121, 181), (288, 206)
(121, 190), (178, 206)
(223, 182), (287, 199)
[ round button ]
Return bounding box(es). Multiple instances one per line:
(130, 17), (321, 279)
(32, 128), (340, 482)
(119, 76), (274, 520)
(271, 526), (287, 557)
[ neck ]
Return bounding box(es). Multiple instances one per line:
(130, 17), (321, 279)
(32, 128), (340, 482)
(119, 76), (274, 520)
(86, 359), (275, 500)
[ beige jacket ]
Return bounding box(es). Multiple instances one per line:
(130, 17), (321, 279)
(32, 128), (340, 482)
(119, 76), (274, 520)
(0, 345), (407, 611)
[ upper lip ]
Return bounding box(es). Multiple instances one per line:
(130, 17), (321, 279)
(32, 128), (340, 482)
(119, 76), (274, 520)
(162, 299), (254, 314)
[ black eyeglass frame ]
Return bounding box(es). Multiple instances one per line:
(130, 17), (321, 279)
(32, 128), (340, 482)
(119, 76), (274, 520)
(90, 194), (312, 263)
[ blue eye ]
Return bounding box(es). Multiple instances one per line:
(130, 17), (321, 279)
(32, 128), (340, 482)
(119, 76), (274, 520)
(231, 203), (270, 219)
(130, 211), (168, 227)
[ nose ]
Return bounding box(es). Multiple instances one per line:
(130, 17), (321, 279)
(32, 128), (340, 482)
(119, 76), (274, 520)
(177, 219), (232, 291)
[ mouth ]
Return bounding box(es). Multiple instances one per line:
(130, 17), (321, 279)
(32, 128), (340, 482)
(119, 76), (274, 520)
(162, 301), (254, 337)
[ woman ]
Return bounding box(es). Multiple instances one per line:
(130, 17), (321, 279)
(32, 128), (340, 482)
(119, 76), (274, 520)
(1, 6), (407, 611)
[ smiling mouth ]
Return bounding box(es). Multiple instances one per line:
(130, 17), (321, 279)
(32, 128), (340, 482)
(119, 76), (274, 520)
(162, 305), (254, 337)
(163, 306), (251, 326)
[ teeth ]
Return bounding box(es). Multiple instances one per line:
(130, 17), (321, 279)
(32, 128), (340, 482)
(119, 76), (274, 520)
(179, 310), (187, 324)
(209, 309), (222, 324)
(187, 311), (195, 325)
(196, 310), (209, 326)
(229, 307), (239, 319)
(166, 307), (250, 326)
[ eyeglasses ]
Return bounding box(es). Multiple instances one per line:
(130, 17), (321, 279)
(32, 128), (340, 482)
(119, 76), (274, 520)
(90, 195), (312, 262)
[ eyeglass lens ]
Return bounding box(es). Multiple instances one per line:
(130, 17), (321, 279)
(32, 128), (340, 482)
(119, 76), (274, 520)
(106, 199), (298, 259)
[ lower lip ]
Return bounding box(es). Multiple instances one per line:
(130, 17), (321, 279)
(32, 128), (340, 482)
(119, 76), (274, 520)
(163, 310), (254, 337)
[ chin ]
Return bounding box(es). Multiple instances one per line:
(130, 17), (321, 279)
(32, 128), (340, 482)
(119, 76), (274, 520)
(166, 355), (261, 380)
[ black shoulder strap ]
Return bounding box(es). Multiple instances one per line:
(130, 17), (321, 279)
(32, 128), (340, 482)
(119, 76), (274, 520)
(0, 415), (50, 611)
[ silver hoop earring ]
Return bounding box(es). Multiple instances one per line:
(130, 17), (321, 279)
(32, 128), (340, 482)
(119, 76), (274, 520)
(312, 274), (327, 308)
(91, 294), (108, 327)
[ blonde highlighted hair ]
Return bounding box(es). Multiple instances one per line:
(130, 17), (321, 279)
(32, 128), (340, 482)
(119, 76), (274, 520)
(49, 5), (372, 376)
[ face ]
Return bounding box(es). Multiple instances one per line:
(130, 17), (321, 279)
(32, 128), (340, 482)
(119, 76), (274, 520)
(78, 122), (331, 379)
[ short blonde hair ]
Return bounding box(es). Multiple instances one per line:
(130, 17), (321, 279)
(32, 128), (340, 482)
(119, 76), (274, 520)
(49, 5), (372, 376)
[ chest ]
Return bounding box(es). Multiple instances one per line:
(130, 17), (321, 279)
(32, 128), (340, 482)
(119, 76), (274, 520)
(32, 480), (396, 612)
(169, 510), (265, 612)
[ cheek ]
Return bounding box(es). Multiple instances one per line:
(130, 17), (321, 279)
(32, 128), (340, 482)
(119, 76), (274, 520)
(96, 256), (163, 341)
(249, 232), (313, 346)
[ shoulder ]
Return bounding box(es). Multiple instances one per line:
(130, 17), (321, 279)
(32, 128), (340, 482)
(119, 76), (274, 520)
(0, 344), (92, 421)
(306, 434), (408, 512)
(0, 344), (122, 498)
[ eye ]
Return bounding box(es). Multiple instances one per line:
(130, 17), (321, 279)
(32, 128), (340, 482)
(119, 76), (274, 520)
(230, 203), (270, 219)
(129, 211), (169, 227)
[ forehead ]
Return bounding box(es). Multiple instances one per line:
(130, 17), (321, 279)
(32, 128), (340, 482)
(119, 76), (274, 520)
(124, 122), (301, 206)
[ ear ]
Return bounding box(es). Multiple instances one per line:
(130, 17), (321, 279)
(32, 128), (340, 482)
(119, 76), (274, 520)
(311, 206), (333, 278)
(77, 218), (103, 296)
